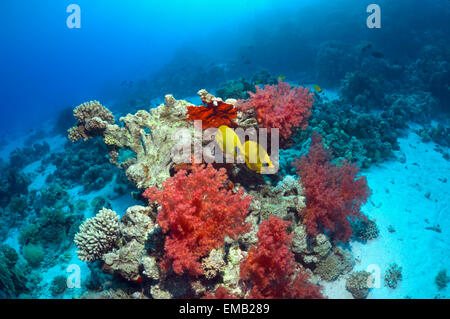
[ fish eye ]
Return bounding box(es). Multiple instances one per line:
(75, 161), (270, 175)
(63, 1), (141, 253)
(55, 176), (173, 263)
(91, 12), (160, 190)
(262, 162), (269, 168)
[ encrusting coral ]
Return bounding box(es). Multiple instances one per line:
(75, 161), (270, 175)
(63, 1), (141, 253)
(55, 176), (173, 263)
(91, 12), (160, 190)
(74, 208), (120, 262)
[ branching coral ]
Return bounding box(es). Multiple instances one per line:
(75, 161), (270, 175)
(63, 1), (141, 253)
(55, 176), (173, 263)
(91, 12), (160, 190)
(143, 164), (251, 276)
(236, 79), (314, 140)
(74, 208), (119, 262)
(240, 216), (324, 299)
(186, 89), (238, 129)
(68, 101), (115, 142)
(293, 132), (371, 242)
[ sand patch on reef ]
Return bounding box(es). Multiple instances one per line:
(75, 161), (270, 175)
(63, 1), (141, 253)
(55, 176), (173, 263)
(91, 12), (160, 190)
(324, 128), (450, 299)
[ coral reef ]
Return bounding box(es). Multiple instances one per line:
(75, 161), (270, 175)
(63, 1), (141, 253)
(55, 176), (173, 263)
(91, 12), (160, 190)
(186, 89), (238, 129)
(313, 247), (354, 281)
(143, 164), (251, 276)
(384, 263), (403, 289)
(240, 216), (324, 299)
(294, 132), (370, 242)
(351, 218), (379, 242)
(435, 270), (450, 290)
(0, 246), (28, 298)
(74, 208), (120, 262)
(345, 271), (372, 299)
(68, 101), (115, 142)
(237, 79), (314, 140)
(69, 95), (194, 190)
(202, 286), (237, 299)
(22, 244), (45, 268)
(50, 275), (67, 296)
(247, 175), (305, 222)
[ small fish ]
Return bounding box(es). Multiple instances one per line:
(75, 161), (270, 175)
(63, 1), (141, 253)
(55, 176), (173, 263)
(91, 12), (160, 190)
(244, 140), (274, 173)
(215, 125), (244, 159)
(313, 85), (323, 93)
(277, 75), (286, 80)
(371, 51), (385, 59)
(254, 80), (262, 84)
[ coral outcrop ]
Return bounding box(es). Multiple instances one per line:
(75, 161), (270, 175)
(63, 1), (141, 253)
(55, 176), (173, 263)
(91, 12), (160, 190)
(345, 271), (372, 299)
(74, 208), (120, 262)
(68, 101), (115, 142)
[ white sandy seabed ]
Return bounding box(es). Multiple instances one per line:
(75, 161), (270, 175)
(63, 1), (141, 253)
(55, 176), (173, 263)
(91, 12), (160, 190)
(1, 115), (449, 299)
(322, 127), (450, 299)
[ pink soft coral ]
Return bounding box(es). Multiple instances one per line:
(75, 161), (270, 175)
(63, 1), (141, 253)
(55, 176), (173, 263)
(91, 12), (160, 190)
(240, 216), (324, 299)
(293, 132), (371, 242)
(143, 164), (251, 276)
(236, 79), (314, 140)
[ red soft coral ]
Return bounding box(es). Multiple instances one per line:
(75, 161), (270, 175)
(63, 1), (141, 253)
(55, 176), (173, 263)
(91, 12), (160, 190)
(240, 216), (324, 299)
(143, 164), (251, 276)
(202, 286), (237, 299)
(293, 132), (371, 242)
(236, 79), (314, 140)
(186, 99), (237, 129)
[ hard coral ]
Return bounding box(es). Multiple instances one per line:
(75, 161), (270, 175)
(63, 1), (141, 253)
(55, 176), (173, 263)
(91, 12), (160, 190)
(236, 79), (314, 140)
(186, 89), (238, 129)
(74, 208), (119, 262)
(294, 132), (370, 242)
(240, 216), (324, 299)
(143, 164), (251, 276)
(68, 101), (114, 142)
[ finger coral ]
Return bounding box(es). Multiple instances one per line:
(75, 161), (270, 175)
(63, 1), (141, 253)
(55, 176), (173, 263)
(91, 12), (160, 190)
(74, 208), (119, 262)
(186, 89), (238, 129)
(236, 79), (314, 140)
(240, 216), (324, 299)
(293, 132), (371, 242)
(68, 101), (115, 142)
(143, 164), (251, 276)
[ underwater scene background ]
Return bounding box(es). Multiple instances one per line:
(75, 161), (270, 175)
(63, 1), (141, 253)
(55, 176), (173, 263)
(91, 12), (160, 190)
(0, 0), (449, 299)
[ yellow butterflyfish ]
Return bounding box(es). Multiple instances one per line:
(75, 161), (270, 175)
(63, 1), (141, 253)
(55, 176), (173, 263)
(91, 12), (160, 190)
(215, 125), (244, 159)
(244, 140), (274, 174)
(313, 84), (323, 93)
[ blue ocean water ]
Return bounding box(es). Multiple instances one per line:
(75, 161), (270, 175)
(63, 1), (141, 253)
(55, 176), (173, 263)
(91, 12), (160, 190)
(0, 0), (449, 300)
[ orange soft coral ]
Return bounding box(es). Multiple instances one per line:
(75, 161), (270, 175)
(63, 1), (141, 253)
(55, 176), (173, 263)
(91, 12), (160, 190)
(143, 164), (251, 276)
(186, 99), (237, 129)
